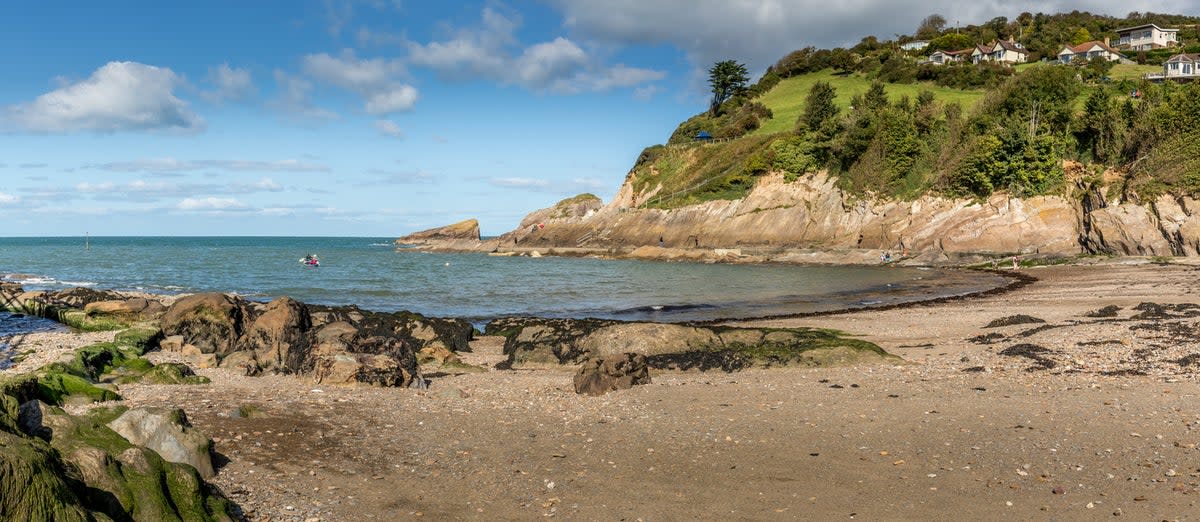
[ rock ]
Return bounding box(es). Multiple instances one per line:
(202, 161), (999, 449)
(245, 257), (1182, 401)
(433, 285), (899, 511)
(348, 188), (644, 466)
(107, 407), (215, 479)
(396, 218), (482, 243)
(84, 297), (166, 322)
(312, 351), (418, 387)
(160, 293), (249, 356)
(488, 317), (897, 371)
(160, 335), (185, 352)
(573, 353), (651, 396)
(241, 296), (311, 373)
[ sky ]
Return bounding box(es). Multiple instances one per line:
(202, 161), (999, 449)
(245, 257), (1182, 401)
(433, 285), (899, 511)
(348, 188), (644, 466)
(3, 1), (1197, 237)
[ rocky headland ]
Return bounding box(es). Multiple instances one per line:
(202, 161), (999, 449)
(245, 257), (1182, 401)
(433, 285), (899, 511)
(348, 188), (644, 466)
(397, 164), (1200, 265)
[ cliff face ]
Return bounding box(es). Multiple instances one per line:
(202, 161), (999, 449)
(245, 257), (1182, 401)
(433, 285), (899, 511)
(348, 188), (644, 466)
(497, 169), (1200, 258)
(396, 218), (481, 244)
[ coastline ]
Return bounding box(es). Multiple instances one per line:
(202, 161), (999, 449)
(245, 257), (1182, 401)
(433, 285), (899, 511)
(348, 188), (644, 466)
(5, 260), (1200, 519)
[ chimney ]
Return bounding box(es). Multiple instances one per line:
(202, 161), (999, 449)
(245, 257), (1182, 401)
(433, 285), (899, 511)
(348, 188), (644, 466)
(1104, 36), (1110, 46)
(1008, 35), (1015, 43)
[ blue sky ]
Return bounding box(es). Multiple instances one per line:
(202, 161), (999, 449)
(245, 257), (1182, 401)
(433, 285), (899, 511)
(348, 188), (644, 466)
(2, 0), (1194, 236)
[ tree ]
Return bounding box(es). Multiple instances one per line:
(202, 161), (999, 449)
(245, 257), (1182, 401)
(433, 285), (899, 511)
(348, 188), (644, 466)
(707, 60), (750, 116)
(928, 33), (972, 52)
(916, 14), (947, 40)
(801, 81), (839, 133)
(1071, 27), (1092, 45)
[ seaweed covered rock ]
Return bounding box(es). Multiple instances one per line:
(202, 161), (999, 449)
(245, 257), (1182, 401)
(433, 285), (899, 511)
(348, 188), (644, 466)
(0, 286), (151, 331)
(488, 318), (898, 371)
(0, 380), (233, 520)
(84, 297), (166, 324)
(108, 407), (215, 478)
(160, 293), (250, 356)
(242, 296), (311, 373)
(573, 353), (651, 396)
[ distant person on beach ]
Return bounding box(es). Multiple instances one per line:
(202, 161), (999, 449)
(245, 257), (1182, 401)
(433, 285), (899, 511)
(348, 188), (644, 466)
(1012, 256), (1019, 269)
(659, 237), (664, 247)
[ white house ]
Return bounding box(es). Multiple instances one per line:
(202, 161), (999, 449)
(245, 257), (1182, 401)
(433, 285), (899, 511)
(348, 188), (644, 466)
(1116, 24), (1180, 50)
(1057, 40), (1125, 64)
(900, 40), (929, 51)
(926, 48), (970, 65)
(971, 39), (1028, 65)
(1164, 53), (1200, 79)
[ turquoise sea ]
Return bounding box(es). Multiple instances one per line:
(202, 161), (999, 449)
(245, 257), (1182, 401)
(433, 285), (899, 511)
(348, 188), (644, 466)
(0, 236), (1010, 324)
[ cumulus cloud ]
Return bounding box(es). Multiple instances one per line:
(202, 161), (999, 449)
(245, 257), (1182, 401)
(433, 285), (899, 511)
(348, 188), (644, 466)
(93, 157), (330, 173)
(5, 61), (203, 133)
(373, 119), (405, 138)
(549, 0), (1198, 74)
(301, 51), (418, 115)
(201, 63), (255, 103)
(0, 192), (19, 205)
(407, 8), (664, 93)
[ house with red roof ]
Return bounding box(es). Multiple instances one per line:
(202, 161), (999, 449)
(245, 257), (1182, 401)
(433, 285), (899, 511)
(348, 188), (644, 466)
(1057, 39), (1126, 64)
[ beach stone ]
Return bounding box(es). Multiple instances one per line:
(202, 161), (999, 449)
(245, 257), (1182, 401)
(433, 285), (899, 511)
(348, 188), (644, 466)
(241, 296), (311, 373)
(107, 407), (215, 479)
(573, 353), (651, 396)
(159, 335), (185, 352)
(312, 351), (417, 387)
(160, 293), (250, 356)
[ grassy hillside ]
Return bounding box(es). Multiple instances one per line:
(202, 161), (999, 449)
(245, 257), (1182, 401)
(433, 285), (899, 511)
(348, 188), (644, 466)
(753, 70), (986, 135)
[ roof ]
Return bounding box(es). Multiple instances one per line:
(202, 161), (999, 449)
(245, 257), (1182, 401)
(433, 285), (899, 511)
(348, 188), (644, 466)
(695, 131), (713, 139)
(1115, 23), (1179, 34)
(1166, 53), (1200, 63)
(932, 48), (971, 57)
(1061, 40), (1124, 56)
(995, 40), (1026, 53)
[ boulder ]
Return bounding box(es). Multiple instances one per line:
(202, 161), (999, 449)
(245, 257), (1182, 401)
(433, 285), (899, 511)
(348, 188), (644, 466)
(107, 407), (215, 479)
(573, 353), (651, 396)
(313, 351), (418, 387)
(160, 293), (249, 356)
(241, 296), (311, 373)
(84, 298), (166, 322)
(578, 323), (723, 358)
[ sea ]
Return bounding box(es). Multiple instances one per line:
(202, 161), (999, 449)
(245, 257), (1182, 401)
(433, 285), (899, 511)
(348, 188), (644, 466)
(0, 236), (1011, 326)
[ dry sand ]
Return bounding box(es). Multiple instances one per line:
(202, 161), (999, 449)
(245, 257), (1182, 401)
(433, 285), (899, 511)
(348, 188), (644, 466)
(8, 261), (1200, 520)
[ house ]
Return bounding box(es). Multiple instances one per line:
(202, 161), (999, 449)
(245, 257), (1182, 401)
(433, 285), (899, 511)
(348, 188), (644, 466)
(1058, 39), (1125, 64)
(900, 40), (929, 51)
(1163, 53), (1200, 79)
(926, 48), (970, 65)
(971, 38), (1028, 65)
(694, 131), (714, 142)
(1115, 23), (1179, 50)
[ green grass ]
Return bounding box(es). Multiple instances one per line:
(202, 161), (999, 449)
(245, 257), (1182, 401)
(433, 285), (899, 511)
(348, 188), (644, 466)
(1109, 63), (1159, 80)
(752, 70), (986, 135)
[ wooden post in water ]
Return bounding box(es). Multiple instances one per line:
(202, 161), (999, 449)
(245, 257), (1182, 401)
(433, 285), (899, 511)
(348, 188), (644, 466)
(85, 232), (90, 251)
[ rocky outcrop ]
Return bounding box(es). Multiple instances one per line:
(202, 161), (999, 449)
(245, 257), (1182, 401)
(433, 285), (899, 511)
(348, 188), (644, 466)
(573, 353), (651, 396)
(398, 165), (1200, 261)
(0, 285), (164, 331)
(396, 218), (482, 244)
(1, 374), (233, 521)
(160, 293), (473, 387)
(486, 317), (897, 371)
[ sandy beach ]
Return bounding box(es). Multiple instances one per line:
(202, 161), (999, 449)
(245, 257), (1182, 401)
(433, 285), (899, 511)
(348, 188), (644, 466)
(7, 261), (1200, 520)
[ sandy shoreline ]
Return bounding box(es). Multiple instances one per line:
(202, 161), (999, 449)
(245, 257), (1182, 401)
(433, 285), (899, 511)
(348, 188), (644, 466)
(5, 261), (1200, 520)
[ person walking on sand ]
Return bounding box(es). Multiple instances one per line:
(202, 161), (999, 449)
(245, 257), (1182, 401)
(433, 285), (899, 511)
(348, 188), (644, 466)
(1012, 255), (1019, 270)
(659, 236), (664, 248)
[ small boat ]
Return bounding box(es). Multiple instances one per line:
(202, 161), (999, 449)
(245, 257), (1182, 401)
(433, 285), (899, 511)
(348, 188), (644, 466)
(300, 254), (320, 267)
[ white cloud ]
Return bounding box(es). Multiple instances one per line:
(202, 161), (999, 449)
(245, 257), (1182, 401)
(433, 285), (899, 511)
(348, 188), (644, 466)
(270, 70), (339, 122)
(549, 0), (1200, 74)
(94, 157), (331, 173)
(5, 61), (203, 133)
(177, 197), (250, 211)
(301, 51), (418, 115)
(365, 86), (418, 114)
(373, 119), (405, 138)
(363, 168), (435, 184)
(486, 175), (606, 194)
(406, 8), (665, 94)
(0, 192), (19, 205)
(201, 63), (255, 103)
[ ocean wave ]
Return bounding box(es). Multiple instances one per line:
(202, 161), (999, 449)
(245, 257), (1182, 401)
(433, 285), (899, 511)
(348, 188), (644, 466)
(2, 274), (97, 288)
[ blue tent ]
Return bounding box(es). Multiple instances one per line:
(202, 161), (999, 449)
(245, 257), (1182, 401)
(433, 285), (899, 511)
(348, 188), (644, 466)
(695, 131), (713, 141)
